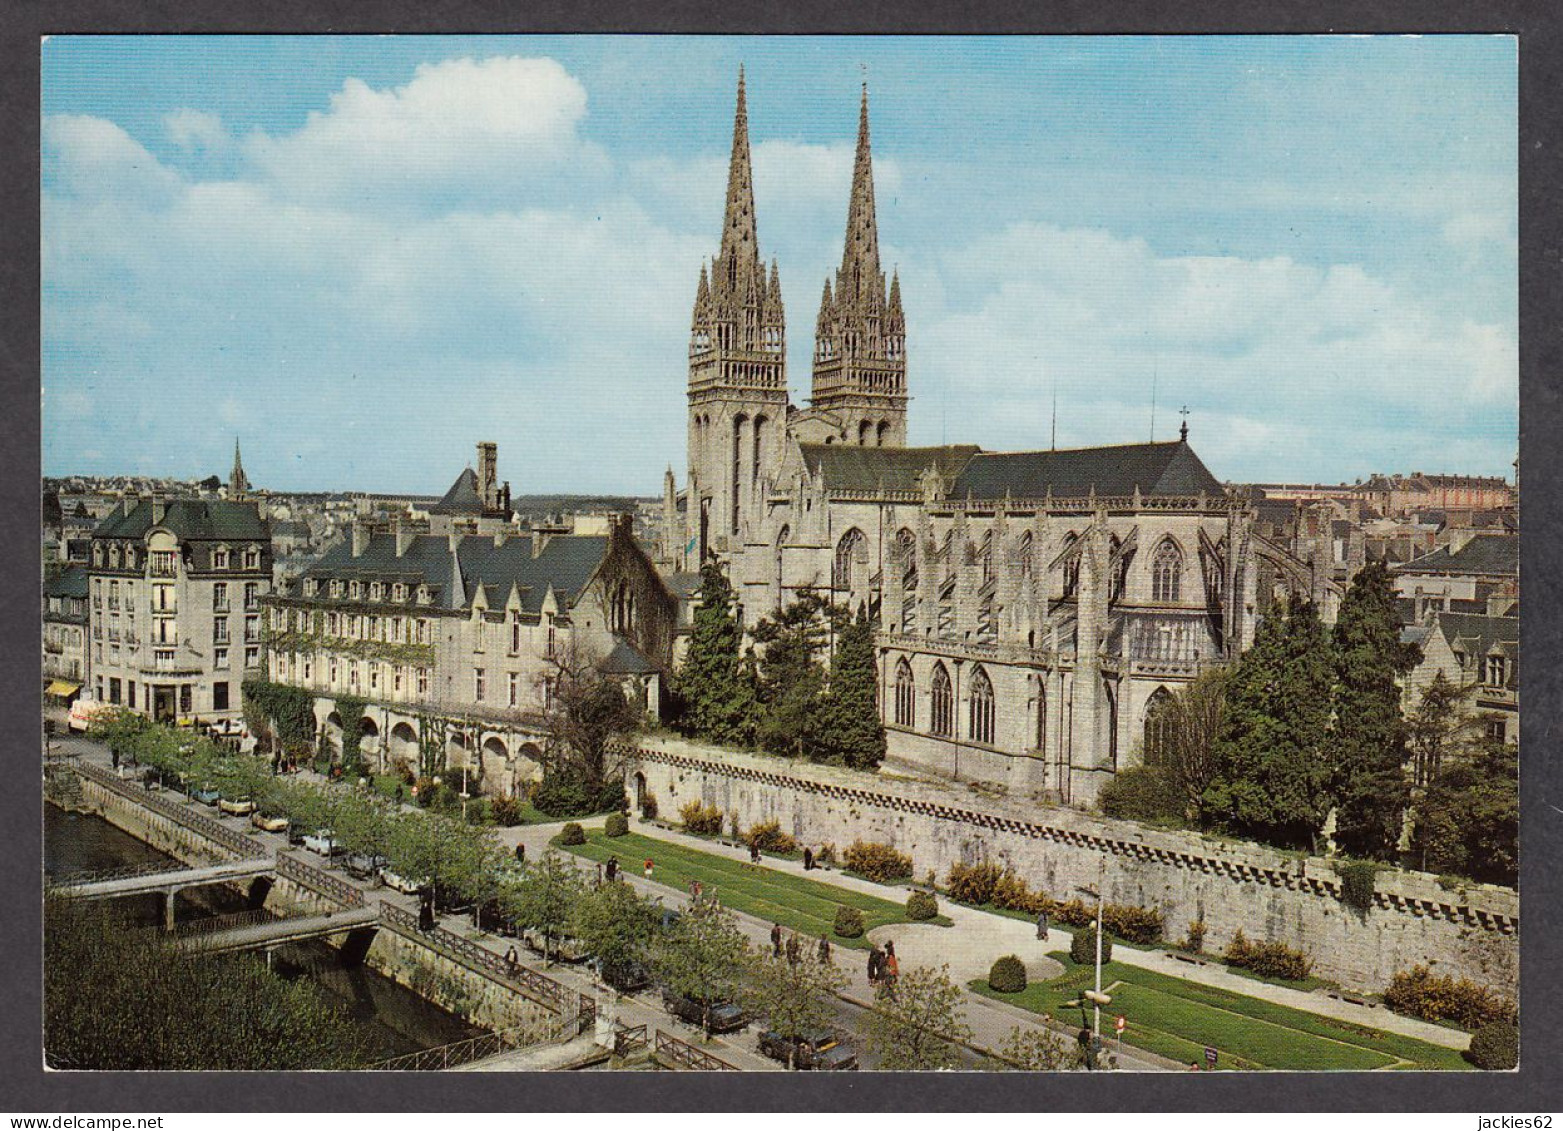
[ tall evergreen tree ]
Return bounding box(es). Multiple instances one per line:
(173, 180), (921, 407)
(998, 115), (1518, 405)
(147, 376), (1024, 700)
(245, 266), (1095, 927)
(752, 591), (833, 760)
(1330, 561), (1421, 860)
(673, 562), (758, 747)
(1202, 596), (1333, 850)
(820, 603), (888, 770)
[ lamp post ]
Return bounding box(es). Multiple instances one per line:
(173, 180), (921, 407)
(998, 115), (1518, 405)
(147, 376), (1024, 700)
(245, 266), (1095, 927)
(1077, 855), (1110, 1062)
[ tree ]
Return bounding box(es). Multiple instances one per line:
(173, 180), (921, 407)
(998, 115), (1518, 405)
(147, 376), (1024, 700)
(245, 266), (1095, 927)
(998, 1025), (1075, 1071)
(673, 562), (760, 747)
(752, 591), (835, 760)
(1412, 739), (1518, 886)
(1329, 562), (1420, 860)
(570, 880), (661, 986)
(1155, 664), (1228, 816)
(861, 963), (973, 1071)
(538, 641), (642, 797)
(818, 604), (887, 770)
(502, 849), (588, 964)
(1407, 671), (1477, 789)
(653, 893), (751, 1036)
(741, 949), (848, 1068)
(1201, 597), (1333, 851)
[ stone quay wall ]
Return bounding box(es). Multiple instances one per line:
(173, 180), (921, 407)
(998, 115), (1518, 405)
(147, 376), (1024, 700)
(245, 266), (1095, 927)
(626, 737), (1519, 997)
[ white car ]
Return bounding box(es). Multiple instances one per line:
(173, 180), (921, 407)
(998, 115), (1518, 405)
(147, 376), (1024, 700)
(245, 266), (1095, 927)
(67, 697), (111, 733)
(218, 796), (256, 816)
(302, 830), (342, 857)
(379, 867), (423, 894)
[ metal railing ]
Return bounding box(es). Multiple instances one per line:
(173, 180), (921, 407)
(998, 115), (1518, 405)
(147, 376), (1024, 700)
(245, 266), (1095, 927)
(613, 1024), (649, 1059)
(378, 902), (572, 1014)
(171, 906), (277, 938)
(276, 853), (364, 908)
(654, 1029), (739, 1071)
(76, 760), (269, 859)
(48, 859), (190, 890)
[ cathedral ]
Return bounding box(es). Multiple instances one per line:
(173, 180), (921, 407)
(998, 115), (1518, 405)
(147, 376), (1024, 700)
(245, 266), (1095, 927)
(662, 72), (1330, 805)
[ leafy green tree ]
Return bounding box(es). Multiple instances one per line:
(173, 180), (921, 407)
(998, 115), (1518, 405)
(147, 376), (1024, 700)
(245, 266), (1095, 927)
(539, 640), (642, 795)
(674, 562), (760, 747)
(999, 1025), (1075, 1071)
(570, 880), (661, 985)
(1407, 671), (1477, 789)
(502, 849), (588, 964)
(819, 604), (887, 770)
(653, 893), (751, 1035)
(1412, 739), (1517, 886)
(1329, 562), (1420, 860)
(741, 949), (848, 1068)
(1202, 597), (1333, 851)
(862, 963), (973, 1070)
(753, 591), (835, 760)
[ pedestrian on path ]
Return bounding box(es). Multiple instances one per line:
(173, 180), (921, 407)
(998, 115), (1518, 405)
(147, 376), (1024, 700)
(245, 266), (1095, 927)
(596, 863), (604, 887)
(504, 946), (518, 971)
(690, 879), (703, 902)
(867, 944), (882, 985)
(802, 846), (813, 871)
(643, 858), (653, 880)
(750, 842), (761, 865)
(605, 856), (618, 883)
(1189, 1061), (1202, 1071)
(515, 843), (526, 865)
(771, 923), (783, 958)
(882, 941), (899, 998)
(786, 932), (801, 966)
(1036, 909), (1049, 941)
(817, 934), (831, 964)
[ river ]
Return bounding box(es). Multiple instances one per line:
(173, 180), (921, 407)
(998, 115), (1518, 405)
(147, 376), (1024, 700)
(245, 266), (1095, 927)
(44, 804), (485, 1064)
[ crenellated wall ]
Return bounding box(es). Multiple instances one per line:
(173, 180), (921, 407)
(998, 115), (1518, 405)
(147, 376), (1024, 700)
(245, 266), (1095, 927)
(625, 737), (1519, 998)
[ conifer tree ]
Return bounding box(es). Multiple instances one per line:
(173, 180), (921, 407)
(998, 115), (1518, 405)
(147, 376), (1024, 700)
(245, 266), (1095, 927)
(752, 591), (833, 760)
(820, 603), (888, 770)
(1330, 561), (1420, 860)
(673, 562), (758, 747)
(1202, 596), (1333, 850)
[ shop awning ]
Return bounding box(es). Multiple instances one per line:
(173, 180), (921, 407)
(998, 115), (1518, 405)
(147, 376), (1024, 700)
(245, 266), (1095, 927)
(46, 680), (81, 698)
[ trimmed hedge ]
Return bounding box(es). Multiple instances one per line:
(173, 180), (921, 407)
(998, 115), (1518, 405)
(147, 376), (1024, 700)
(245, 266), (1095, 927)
(906, 890), (939, 921)
(745, 819), (798, 855)
(604, 812), (629, 838)
(1384, 965), (1518, 1031)
(1466, 1022), (1519, 1070)
(559, 822), (587, 846)
(843, 840), (912, 883)
(1071, 927), (1112, 966)
(833, 905), (865, 939)
(988, 955), (1028, 994)
(1224, 930), (1313, 982)
(678, 800), (724, 836)
(946, 860), (1007, 907)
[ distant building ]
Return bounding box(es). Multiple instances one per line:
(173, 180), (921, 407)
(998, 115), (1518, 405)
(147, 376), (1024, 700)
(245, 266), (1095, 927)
(87, 497), (273, 721)
(43, 563), (89, 698)
(1402, 611), (1519, 760)
(1391, 533), (1518, 616)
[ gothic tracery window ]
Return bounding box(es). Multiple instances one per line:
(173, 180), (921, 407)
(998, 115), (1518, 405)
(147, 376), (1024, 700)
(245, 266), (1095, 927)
(834, 528), (867, 594)
(894, 659), (915, 727)
(1152, 538), (1183, 603)
(930, 663), (953, 738)
(969, 665), (995, 746)
(1143, 687), (1176, 765)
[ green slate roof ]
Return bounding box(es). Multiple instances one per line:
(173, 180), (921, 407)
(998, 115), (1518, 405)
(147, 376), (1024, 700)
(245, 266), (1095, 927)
(1395, 534), (1519, 577)
(951, 440), (1225, 500)
(429, 468), (488, 515)
(93, 499), (270, 541)
(45, 563), (89, 599)
(798, 444), (981, 493)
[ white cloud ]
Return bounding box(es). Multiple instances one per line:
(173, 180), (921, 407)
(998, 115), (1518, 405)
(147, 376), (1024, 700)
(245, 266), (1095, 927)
(165, 108), (229, 153)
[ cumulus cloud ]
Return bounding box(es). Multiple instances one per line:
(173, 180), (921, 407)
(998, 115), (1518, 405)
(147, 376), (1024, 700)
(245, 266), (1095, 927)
(165, 108), (229, 153)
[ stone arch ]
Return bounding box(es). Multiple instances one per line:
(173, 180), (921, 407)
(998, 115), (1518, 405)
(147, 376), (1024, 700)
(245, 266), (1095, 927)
(323, 711), (343, 759)
(968, 664), (996, 746)
(358, 715), (381, 768)
(1143, 686), (1176, 766)
(752, 414), (768, 487)
(514, 742), (544, 792)
(1152, 537), (1184, 603)
(833, 527), (868, 595)
(446, 729), (472, 772)
(774, 524), (790, 602)
(877, 420), (890, 446)
(388, 721), (418, 775)
(481, 735), (509, 797)
(731, 413), (748, 534)
(858, 419), (872, 445)
(633, 771), (648, 810)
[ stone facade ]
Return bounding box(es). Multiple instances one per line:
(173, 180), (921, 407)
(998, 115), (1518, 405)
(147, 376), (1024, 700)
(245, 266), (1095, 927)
(627, 737), (1518, 997)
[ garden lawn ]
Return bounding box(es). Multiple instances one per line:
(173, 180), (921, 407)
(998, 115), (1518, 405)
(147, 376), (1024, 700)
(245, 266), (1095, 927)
(971, 956), (1470, 1071)
(560, 829), (935, 949)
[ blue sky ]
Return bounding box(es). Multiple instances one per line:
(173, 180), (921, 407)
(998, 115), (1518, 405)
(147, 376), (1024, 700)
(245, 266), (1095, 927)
(42, 35), (1517, 494)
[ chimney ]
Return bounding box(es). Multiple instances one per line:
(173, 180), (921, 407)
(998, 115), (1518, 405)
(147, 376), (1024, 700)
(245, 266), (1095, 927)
(532, 531), (549, 559)
(476, 442), (498, 510)
(351, 521), (369, 558)
(395, 518), (414, 558)
(151, 494), (165, 525)
(449, 529), (462, 554)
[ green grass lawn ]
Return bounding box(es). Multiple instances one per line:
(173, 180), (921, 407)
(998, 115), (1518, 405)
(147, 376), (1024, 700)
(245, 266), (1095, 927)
(971, 955), (1470, 1072)
(559, 828), (942, 949)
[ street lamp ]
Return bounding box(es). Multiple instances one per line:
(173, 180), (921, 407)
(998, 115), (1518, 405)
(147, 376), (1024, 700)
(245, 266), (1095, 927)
(1077, 858), (1110, 1061)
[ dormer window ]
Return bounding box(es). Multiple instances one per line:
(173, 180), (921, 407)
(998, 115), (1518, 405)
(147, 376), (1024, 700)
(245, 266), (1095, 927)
(417, 585), (430, 605)
(349, 581), (361, 600)
(393, 583), (406, 602)
(370, 582), (383, 601)
(1484, 655), (1508, 687)
(213, 548), (231, 570)
(93, 544), (103, 566)
(108, 544), (121, 568)
(330, 580), (344, 598)
(243, 547), (260, 570)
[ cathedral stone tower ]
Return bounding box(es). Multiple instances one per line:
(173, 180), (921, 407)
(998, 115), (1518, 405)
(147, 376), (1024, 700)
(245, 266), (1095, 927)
(809, 85), (907, 448)
(687, 68), (789, 561)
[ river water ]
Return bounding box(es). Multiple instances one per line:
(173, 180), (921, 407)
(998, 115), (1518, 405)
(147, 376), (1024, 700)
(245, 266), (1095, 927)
(45, 804), (485, 1064)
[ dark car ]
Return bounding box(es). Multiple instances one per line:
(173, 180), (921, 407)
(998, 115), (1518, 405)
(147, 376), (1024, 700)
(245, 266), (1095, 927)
(285, 821), (308, 847)
(601, 959), (653, 993)
(191, 785), (222, 806)
(661, 989), (747, 1034)
(758, 1027), (858, 1071)
(477, 899), (520, 937)
(343, 852), (388, 881)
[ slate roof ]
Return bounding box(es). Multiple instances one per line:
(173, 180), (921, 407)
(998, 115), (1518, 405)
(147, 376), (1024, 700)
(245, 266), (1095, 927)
(429, 468), (492, 516)
(298, 532), (608, 616)
(951, 440), (1225, 500)
(93, 500), (269, 541)
(599, 636), (659, 675)
(799, 444), (981, 494)
(45, 564), (89, 599)
(1434, 612), (1519, 686)
(1394, 534), (1519, 577)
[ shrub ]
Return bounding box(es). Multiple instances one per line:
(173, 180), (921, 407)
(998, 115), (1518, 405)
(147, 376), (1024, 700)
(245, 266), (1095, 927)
(1337, 861), (1379, 916)
(1050, 898), (1095, 929)
(463, 797), (492, 825)
(413, 776), (438, 807)
(559, 822), (587, 847)
(1102, 904), (1164, 945)
(489, 796), (521, 827)
(1466, 1022), (1519, 1070)
(1071, 927), (1112, 966)
(843, 840), (912, 883)
(817, 843), (836, 867)
(639, 793), (658, 820)
(833, 905), (865, 939)
(945, 860), (1006, 906)
(988, 955), (1028, 994)
(1182, 919), (1206, 954)
(992, 871), (1035, 913)
(1383, 966), (1518, 1031)
(1224, 930), (1312, 981)
(604, 812), (629, 838)
(678, 800), (724, 836)
(531, 774), (593, 818)
(594, 780), (628, 815)
(1098, 764), (1186, 823)
(906, 890), (939, 921)
(745, 819), (798, 855)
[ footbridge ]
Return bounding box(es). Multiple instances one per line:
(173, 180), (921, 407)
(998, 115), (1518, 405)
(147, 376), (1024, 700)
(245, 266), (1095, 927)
(53, 858), (274, 902)
(179, 904), (380, 954)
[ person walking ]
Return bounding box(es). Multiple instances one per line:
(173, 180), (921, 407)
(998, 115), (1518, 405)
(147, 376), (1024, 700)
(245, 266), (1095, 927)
(644, 857), (653, 880)
(786, 932), (801, 966)
(817, 934), (832, 964)
(515, 842), (526, 865)
(605, 855), (618, 883)
(1036, 908), (1049, 941)
(749, 841), (761, 866)
(882, 941), (899, 998)
(771, 922), (784, 958)
(504, 945), (518, 971)
(867, 944), (882, 986)
(802, 846), (813, 871)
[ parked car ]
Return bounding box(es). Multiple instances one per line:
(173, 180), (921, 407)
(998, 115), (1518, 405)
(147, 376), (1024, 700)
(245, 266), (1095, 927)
(302, 830), (343, 857)
(67, 697), (111, 733)
(344, 853), (389, 882)
(661, 989), (747, 1034)
(218, 795), (256, 817)
(601, 959), (653, 993)
(521, 927), (590, 964)
(285, 821), (308, 847)
(191, 785), (221, 806)
(251, 810), (289, 833)
(379, 867), (423, 895)
(757, 1027), (858, 1071)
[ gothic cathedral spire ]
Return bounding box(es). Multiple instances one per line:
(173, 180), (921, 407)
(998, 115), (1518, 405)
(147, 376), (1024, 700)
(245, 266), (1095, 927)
(229, 436), (250, 499)
(810, 83), (907, 448)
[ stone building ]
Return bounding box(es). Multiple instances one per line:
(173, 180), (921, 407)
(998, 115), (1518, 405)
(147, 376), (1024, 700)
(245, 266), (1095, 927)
(662, 74), (1327, 804)
(44, 563), (90, 699)
(86, 497), (273, 722)
(261, 457), (676, 799)
(1402, 611), (1519, 762)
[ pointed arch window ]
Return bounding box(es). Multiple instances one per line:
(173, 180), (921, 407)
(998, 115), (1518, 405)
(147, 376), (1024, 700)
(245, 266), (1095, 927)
(1152, 538), (1183, 603)
(1018, 531), (1034, 586)
(969, 665), (995, 746)
(1144, 687), (1176, 765)
(894, 658), (916, 728)
(930, 663), (953, 738)
(979, 531), (994, 586)
(834, 528), (867, 593)
(1061, 533), (1080, 598)
(1035, 678), (1047, 752)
